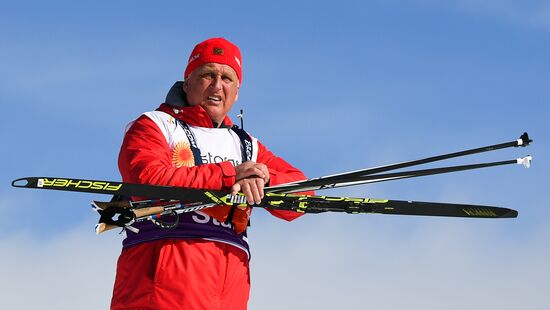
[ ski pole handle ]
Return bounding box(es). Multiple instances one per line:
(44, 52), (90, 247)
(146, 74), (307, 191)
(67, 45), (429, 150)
(95, 223), (119, 234)
(133, 206), (166, 218)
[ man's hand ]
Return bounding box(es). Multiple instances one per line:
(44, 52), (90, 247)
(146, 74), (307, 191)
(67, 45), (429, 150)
(231, 177), (265, 206)
(231, 161), (270, 206)
(234, 161), (269, 183)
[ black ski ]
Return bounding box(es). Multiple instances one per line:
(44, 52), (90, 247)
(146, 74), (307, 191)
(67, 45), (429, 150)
(90, 192), (518, 233)
(94, 193), (518, 218)
(11, 177), (229, 202)
(12, 176), (518, 232)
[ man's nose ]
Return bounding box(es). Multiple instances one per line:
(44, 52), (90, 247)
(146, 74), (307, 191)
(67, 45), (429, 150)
(209, 76), (223, 90)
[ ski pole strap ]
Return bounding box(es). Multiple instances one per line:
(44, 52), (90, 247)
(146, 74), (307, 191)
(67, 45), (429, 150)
(231, 125), (253, 162)
(228, 125), (253, 225)
(177, 120), (204, 165)
(151, 210), (180, 229)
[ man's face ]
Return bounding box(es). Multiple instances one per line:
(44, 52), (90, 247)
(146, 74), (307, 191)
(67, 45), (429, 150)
(184, 63), (240, 125)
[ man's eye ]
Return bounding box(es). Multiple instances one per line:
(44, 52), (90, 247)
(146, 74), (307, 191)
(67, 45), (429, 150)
(201, 73), (215, 79)
(222, 76), (233, 82)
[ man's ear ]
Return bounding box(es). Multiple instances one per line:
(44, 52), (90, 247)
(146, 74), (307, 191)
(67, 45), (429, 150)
(235, 88), (239, 102)
(182, 80), (188, 92)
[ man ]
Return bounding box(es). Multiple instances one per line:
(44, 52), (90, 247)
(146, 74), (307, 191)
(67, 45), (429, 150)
(110, 38), (309, 309)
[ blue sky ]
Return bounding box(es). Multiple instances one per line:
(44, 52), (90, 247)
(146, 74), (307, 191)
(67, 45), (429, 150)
(1, 0), (549, 309)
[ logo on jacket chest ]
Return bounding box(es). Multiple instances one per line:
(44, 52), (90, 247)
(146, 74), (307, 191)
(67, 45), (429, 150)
(200, 152), (241, 166)
(172, 141), (195, 167)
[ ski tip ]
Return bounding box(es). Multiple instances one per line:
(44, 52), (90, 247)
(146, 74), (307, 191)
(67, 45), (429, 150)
(502, 209), (519, 218)
(517, 132), (533, 147)
(11, 177), (30, 188)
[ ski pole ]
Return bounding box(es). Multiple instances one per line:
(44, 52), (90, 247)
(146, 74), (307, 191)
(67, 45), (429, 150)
(266, 133), (532, 193)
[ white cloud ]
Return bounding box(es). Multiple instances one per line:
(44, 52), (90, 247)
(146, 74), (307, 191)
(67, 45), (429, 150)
(0, 227), (121, 310)
(0, 205), (548, 310)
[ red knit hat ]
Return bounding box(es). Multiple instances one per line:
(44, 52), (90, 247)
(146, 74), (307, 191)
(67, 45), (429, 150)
(184, 37), (243, 84)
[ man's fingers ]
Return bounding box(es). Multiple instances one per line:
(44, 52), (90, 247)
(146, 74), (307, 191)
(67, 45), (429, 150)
(248, 180), (262, 205)
(231, 183), (241, 196)
(232, 177), (265, 205)
(235, 161), (270, 183)
(252, 167), (266, 179)
(231, 183), (248, 210)
(253, 165), (270, 183)
(257, 165), (270, 182)
(255, 177), (265, 200)
(240, 182), (254, 205)
(238, 167), (263, 180)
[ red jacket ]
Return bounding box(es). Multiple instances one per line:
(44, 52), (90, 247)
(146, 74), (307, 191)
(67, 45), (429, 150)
(119, 103), (307, 231)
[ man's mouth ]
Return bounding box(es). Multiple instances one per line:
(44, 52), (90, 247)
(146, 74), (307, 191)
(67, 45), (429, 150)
(207, 95), (222, 102)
